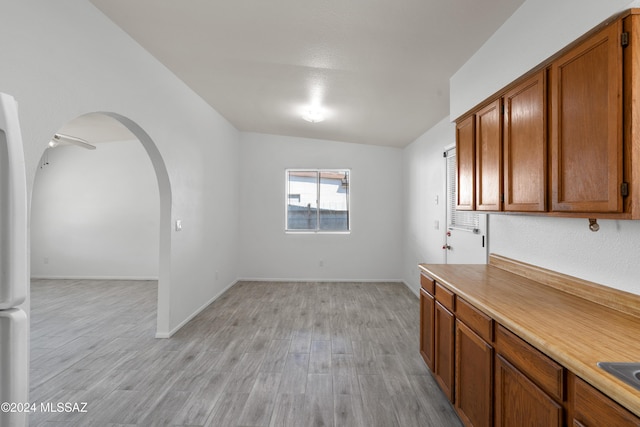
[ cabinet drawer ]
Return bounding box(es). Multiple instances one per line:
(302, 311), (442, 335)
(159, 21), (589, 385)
(420, 273), (435, 295)
(496, 325), (564, 401)
(573, 375), (640, 426)
(456, 297), (493, 343)
(435, 282), (455, 312)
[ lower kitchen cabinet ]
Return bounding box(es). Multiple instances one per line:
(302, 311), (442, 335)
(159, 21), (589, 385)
(494, 324), (564, 427)
(455, 320), (493, 427)
(418, 260), (640, 426)
(435, 300), (455, 401)
(571, 374), (640, 427)
(494, 355), (563, 427)
(419, 287), (435, 371)
(494, 325), (564, 402)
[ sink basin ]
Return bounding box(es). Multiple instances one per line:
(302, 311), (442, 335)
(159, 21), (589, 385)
(598, 362), (640, 391)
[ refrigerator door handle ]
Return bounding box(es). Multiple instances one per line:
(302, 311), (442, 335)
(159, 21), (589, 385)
(0, 93), (28, 309)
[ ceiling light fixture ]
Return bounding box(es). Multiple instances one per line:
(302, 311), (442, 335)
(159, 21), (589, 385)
(301, 107), (325, 123)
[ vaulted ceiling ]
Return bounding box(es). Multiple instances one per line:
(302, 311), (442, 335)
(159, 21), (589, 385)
(89, 0), (524, 147)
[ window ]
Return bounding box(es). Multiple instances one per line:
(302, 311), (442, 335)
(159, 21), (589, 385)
(446, 148), (479, 231)
(286, 169), (350, 232)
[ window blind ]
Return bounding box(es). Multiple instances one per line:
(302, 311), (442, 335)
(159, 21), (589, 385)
(446, 149), (479, 231)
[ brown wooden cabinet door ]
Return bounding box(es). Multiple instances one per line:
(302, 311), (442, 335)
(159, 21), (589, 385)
(456, 115), (475, 210)
(419, 288), (435, 371)
(495, 325), (564, 402)
(503, 71), (547, 212)
(435, 301), (455, 401)
(455, 320), (493, 427)
(495, 355), (563, 427)
(550, 21), (623, 213)
(572, 375), (640, 427)
(475, 99), (503, 211)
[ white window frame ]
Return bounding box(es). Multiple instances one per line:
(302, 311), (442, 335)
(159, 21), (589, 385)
(445, 147), (480, 232)
(285, 168), (351, 234)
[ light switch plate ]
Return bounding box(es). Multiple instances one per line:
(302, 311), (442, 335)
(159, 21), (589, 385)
(175, 219), (182, 231)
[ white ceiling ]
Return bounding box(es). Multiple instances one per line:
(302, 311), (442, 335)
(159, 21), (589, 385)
(88, 0), (524, 148)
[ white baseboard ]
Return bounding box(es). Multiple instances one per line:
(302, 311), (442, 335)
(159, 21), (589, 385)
(236, 277), (403, 283)
(30, 275), (158, 281)
(155, 279), (239, 339)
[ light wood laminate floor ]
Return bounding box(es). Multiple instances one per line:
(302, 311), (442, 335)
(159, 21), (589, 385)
(29, 279), (462, 426)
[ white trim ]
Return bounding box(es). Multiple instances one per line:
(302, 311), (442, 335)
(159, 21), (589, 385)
(155, 279), (238, 339)
(285, 231), (351, 235)
(30, 275), (159, 281)
(236, 277), (403, 283)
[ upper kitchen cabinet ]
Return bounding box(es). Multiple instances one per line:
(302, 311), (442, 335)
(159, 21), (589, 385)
(503, 71), (547, 212)
(456, 115), (476, 210)
(623, 11), (640, 219)
(550, 20), (624, 213)
(455, 74), (545, 214)
(454, 10), (640, 218)
(475, 99), (503, 211)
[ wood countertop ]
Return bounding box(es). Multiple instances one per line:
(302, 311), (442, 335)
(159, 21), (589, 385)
(419, 255), (640, 417)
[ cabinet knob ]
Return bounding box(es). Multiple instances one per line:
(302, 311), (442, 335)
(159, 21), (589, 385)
(442, 244), (452, 250)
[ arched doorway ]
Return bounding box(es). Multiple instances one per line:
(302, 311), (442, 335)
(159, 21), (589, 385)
(30, 112), (171, 336)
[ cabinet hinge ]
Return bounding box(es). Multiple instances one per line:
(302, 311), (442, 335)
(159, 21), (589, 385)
(622, 32), (630, 47)
(621, 182), (629, 197)
(443, 151), (447, 158)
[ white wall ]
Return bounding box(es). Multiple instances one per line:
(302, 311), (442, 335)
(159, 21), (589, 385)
(489, 216), (640, 295)
(448, 0), (640, 295)
(239, 132), (403, 281)
(31, 140), (159, 280)
(1, 0), (240, 335)
(450, 0), (640, 119)
(401, 117), (453, 294)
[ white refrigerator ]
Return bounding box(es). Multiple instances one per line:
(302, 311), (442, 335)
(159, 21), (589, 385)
(0, 93), (29, 427)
